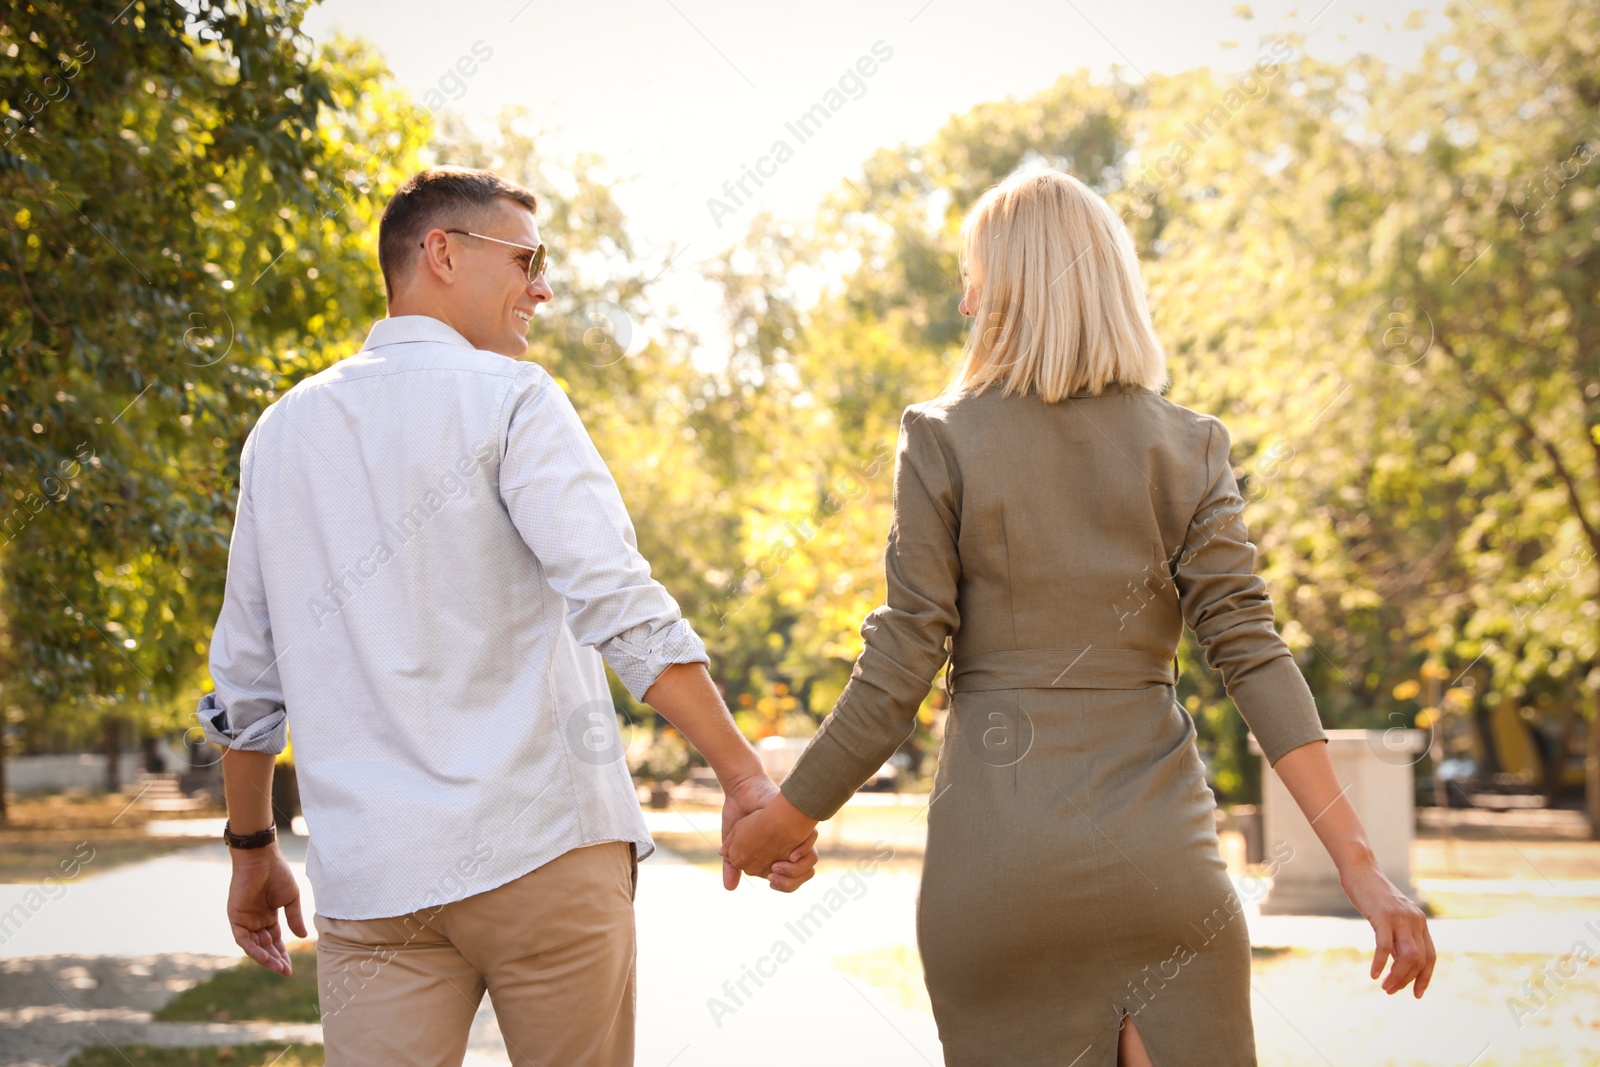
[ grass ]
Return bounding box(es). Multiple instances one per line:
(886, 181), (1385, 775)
(0, 835), (210, 883)
(0, 789), (224, 883)
(1412, 836), (1600, 881)
(156, 949), (322, 1024)
(831, 943), (932, 1015)
(1422, 890), (1600, 919)
(1246, 947), (1600, 1066)
(2, 789), (222, 830)
(66, 1044), (323, 1066)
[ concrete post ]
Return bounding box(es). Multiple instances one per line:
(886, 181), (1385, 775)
(1250, 728), (1424, 916)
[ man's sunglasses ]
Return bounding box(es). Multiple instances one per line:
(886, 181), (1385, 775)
(424, 229), (548, 283)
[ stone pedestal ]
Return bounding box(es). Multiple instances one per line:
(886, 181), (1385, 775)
(1249, 729), (1424, 916)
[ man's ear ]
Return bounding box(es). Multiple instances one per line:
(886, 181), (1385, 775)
(417, 229), (457, 286)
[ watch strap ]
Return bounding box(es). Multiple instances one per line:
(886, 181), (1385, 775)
(223, 820), (278, 849)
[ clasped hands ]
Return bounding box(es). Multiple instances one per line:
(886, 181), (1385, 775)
(720, 774), (822, 892)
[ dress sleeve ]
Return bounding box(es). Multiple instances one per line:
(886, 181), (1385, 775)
(780, 407), (961, 821)
(1173, 417), (1326, 765)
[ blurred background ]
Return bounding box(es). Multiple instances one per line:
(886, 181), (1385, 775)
(1, 0), (1597, 1064)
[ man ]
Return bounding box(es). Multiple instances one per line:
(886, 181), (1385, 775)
(199, 165), (816, 1067)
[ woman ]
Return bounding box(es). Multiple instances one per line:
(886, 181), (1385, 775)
(723, 169), (1435, 1066)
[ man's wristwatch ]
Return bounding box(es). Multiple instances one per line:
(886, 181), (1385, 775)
(223, 820), (278, 850)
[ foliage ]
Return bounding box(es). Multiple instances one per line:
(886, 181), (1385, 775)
(627, 727), (690, 784)
(0, 2), (428, 759)
(5, 0), (1598, 831)
(703, 0), (1600, 814)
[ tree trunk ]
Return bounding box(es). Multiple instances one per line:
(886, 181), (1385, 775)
(1543, 705), (1577, 807)
(270, 761), (299, 831)
(1473, 694), (1503, 776)
(1588, 681), (1600, 840)
(0, 727), (8, 824)
(103, 717), (122, 793)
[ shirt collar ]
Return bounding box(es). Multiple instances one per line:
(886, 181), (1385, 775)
(361, 315), (477, 352)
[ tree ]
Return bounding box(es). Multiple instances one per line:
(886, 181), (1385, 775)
(716, 0), (1600, 827)
(0, 0), (427, 814)
(1356, 0), (1600, 832)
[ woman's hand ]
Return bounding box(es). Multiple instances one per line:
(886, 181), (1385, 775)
(721, 792), (819, 889)
(1270, 741), (1437, 999)
(1339, 861), (1436, 997)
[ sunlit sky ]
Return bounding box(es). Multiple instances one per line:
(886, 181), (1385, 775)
(300, 0), (1454, 348)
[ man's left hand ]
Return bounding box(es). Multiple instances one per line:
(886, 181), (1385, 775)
(226, 847), (308, 976)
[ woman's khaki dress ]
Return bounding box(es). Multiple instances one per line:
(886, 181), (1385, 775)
(780, 382), (1327, 1067)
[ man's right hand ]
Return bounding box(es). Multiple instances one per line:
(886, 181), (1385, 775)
(721, 773), (819, 892)
(636, 662), (820, 891)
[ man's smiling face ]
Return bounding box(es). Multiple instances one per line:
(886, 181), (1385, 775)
(438, 197), (553, 357)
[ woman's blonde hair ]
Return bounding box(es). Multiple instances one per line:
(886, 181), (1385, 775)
(945, 168), (1169, 402)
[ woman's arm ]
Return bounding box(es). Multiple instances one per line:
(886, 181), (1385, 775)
(777, 407), (961, 822)
(726, 408), (961, 877)
(1172, 418), (1328, 764)
(1272, 740), (1437, 997)
(1173, 418), (1434, 996)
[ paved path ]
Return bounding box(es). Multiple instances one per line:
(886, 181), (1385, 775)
(0, 829), (941, 1066)
(4, 814), (1599, 1065)
(0, 952), (318, 1067)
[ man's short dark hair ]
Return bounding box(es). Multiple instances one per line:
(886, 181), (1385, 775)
(378, 166), (540, 301)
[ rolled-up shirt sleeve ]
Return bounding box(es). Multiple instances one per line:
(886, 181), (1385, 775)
(498, 368), (709, 701)
(197, 427), (289, 754)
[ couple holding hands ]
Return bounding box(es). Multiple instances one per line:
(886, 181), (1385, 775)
(206, 163), (1432, 1067)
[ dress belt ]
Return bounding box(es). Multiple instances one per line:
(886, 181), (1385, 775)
(949, 647), (1178, 693)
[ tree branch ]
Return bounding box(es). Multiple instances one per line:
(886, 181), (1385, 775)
(1434, 333), (1600, 559)
(5, 229), (59, 332)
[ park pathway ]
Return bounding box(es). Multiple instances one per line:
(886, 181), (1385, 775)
(5, 810), (1599, 1066)
(0, 818), (943, 1066)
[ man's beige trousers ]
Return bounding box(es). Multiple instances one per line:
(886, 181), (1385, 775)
(313, 841), (638, 1066)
